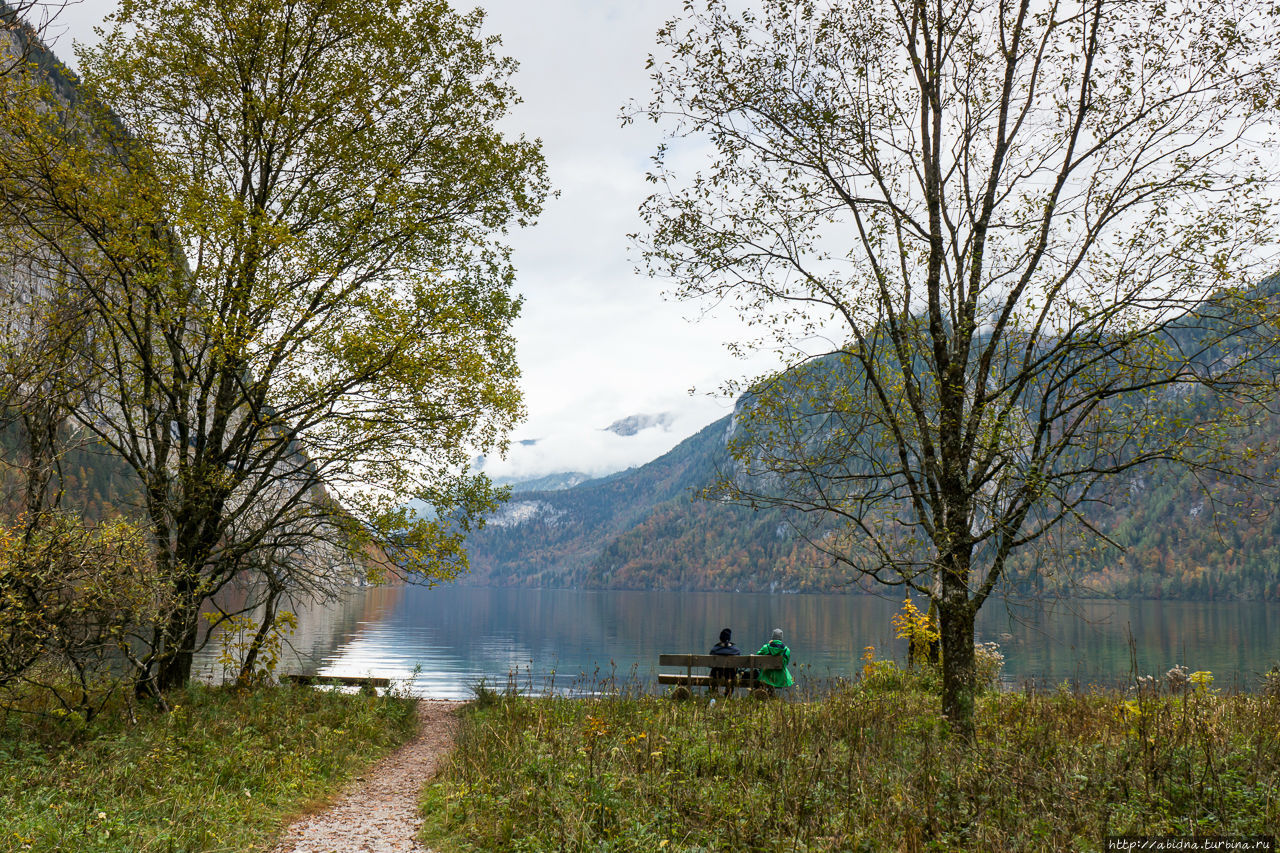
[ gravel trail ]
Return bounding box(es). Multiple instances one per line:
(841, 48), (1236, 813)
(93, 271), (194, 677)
(269, 699), (462, 853)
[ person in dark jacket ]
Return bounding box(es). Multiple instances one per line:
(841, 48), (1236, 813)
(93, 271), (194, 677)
(709, 628), (741, 696)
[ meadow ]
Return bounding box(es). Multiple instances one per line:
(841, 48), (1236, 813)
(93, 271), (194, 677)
(0, 684), (416, 852)
(421, 665), (1280, 852)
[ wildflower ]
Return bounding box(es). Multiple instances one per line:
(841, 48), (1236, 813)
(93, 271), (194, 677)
(974, 642), (1005, 690)
(1189, 670), (1214, 694)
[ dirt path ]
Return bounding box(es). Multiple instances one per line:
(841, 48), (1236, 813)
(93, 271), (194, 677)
(270, 699), (463, 853)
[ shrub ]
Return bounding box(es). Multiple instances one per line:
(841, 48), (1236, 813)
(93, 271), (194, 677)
(893, 596), (940, 668)
(1263, 667), (1280, 701)
(0, 512), (172, 720)
(860, 640), (1004, 695)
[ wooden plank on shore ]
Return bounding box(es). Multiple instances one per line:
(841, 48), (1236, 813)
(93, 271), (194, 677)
(658, 654), (783, 669)
(282, 674), (391, 688)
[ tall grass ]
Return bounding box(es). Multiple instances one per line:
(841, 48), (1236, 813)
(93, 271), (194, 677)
(421, 677), (1280, 851)
(0, 683), (417, 852)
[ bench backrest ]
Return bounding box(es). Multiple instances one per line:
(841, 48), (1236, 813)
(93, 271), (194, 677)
(658, 654), (783, 669)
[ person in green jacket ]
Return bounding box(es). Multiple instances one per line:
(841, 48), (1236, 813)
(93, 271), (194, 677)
(756, 628), (795, 691)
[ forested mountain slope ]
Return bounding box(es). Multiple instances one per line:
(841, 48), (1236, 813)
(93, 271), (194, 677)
(466, 322), (1280, 601)
(465, 401), (1280, 599)
(465, 418), (733, 586)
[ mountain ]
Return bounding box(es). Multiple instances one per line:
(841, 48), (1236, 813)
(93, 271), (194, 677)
(0, 424), (141, 520)
(464, 416), (734, 586)
(464, 408), (895, 593)
(496, 472), (595, 493)
(603, 412), (676, 436)
(465, 402), (1280, 599)
(465, 295), (1280, 600)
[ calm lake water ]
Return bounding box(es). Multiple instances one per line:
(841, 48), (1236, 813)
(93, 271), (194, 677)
(196, 586), (1280, 699)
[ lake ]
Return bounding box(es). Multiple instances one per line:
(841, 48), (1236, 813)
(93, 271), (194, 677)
(195, 586), (1280, 698)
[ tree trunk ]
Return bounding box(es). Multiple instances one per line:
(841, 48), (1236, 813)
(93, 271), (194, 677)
(938, 590), (976, 742)
(155, 594), (200, 691)
(237, 584), (281, 686)
(153, 504), (227, 692)
(20, 402), (62, 519)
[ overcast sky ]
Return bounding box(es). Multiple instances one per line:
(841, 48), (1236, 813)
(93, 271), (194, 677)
(47, 0), (775, 482)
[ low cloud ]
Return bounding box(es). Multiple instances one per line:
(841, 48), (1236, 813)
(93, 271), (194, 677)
(483, 394), (735, 482)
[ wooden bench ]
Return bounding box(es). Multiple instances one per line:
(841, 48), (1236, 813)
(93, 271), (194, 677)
(282, 674), (391, 694)
(658, 654), (783, 693)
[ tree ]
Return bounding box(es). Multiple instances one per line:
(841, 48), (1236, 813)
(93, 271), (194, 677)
(0, 6), (96, 520)
(0, 238), (96, 521)
(637, 0), (1280, 738)
(0, 0), (547, 691)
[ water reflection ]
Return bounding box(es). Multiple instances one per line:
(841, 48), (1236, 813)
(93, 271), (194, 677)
(196, 586), (1280, 698)
(192, 583), (404, 684)
(986, 598), (1280, 691)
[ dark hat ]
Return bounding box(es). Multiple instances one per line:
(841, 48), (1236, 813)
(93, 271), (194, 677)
(719, 628), (732, 643)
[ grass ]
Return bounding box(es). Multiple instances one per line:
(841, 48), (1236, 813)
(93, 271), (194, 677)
(0, 682), (417, 852)
(420, 675), (1280, 852)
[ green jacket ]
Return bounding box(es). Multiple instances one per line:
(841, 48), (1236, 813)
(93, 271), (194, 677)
(756, 640), (794, 688)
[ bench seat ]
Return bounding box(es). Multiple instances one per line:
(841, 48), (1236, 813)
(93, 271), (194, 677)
(658, 653), (782, 691)
(657, 673), (764, 688)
